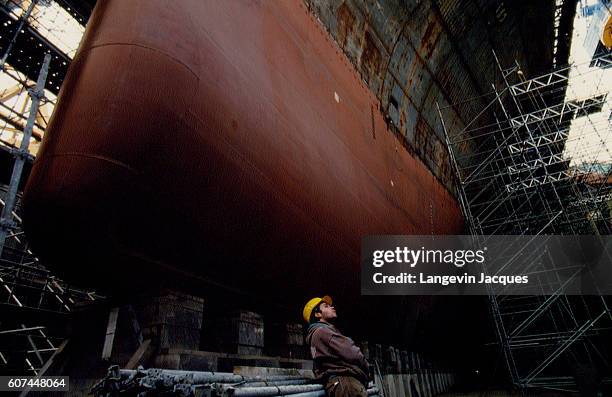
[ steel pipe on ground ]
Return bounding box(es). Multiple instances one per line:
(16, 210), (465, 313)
(232, 379), (314, 387)
(120, 368), (309, 384)
(227, 384), (323, 396)
(161, 369), (307, 381)
(223, 384), (379, 397)
(276, 391), (325, 397)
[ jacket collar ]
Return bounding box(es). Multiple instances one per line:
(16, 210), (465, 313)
(307, 321), (332, 333)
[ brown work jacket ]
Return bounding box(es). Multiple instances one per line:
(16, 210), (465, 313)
(305, 322), (369, 386)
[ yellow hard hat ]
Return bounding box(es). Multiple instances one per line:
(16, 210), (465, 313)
(302, 295), (332, 323)
(603, 15), (612, 49)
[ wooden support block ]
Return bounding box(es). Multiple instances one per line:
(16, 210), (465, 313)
(102, 307), (119, 360)
(126, 339), (152, 370)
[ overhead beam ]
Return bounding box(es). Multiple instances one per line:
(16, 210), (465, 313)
(0, 326), (45, 335)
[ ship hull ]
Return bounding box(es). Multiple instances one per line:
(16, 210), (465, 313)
(22, 0), (463, 300)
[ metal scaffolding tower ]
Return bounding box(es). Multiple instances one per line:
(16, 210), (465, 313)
(0, 171), (100, 374)
(439, 52), (612, 393)
(0, 0), (97, 377)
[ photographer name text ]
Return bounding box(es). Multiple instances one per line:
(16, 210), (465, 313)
(372, 272), (528, 286)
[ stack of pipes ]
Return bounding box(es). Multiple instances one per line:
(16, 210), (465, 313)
(91, 366), (381, 397)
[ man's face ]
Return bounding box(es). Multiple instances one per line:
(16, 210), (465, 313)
(317, 302), (337, 322)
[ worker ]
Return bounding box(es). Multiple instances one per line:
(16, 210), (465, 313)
(303, 295), (370, 397)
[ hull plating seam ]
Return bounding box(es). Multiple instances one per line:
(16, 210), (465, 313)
(36, 152), (140, 175)
(78, 42), (199, 79)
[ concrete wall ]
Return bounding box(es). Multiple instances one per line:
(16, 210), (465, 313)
(364, 343), (456, 397)
(375, 372), (456, 397)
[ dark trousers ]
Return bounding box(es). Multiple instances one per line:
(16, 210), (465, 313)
(325, 376), (367, 397)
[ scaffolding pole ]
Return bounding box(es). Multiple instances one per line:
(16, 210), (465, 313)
(0, 53), (49, 258)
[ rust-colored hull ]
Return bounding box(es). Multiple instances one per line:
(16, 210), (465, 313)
(23, 0), (463, 299)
